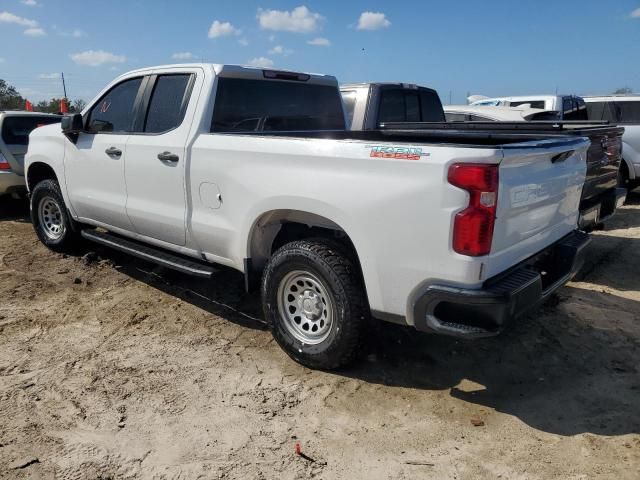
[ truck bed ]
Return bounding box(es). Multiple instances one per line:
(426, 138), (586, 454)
(218, 127), (584, 147)
(377, 121), (625, 226)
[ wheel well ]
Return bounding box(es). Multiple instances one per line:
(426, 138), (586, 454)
(246, 210), (362, 291)
(27, 162), (57, 191)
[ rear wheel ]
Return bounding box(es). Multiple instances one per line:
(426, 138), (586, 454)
(618, 161), (631, 191)
(261, 239), (368, 370)
(30, 179), (82, 253)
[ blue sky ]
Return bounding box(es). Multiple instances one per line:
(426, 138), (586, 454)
(1, 0), (639, 104)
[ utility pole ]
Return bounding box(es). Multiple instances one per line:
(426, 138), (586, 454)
(61, 72), (68, 98)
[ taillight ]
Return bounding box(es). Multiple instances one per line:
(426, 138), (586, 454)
(448, 163), (499, 256)
(0, 152), (10, 171)
(602, 136), (621, 162)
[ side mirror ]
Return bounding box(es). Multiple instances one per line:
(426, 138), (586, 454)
(61, 113), (83, 134)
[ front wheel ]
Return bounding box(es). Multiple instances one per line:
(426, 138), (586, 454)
(30, 179), (82, 253)
(261, 239), (368, 370)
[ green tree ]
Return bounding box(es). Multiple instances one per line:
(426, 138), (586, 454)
(613, 87), (633, 95)
(0, 79), (26, 110)
(71, 98), (87, 113)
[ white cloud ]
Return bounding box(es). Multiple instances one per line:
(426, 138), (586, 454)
(247, 57), (274, 68)
(631, 8), (640, 18)
(257, 6), (323, 33)
(356, 11), (391, 31)
(24, 27), (45, 36)
(171, 52), (195, 60)
(307, 37), (330, 47)
(268, 34), (276, 42)
(268, 45), (293, 56)
(21, 0), (38, 6)
(0, 11), (38, 27)
(208, 20), (240, 38)
(52, 26), (86, 37)
(238, 37), (249, 46)
(39, 73), (60, 79)
(70, 50), (126, 67)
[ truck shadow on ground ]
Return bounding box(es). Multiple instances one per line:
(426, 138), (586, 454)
(97, 227), (640, 439)
(12, 191), (636, 439)
(0, 197), (29, 222)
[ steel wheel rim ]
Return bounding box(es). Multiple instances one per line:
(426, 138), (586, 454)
(277, 270), (334, 345)
(38, 196), (65, 240)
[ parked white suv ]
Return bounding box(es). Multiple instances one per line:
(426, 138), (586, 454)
(26, 64), (590, 369)
(584, 95), (640, 190)
(444, 105), (559, 122)
(0, 111), (61, 197)
(470, 95), (589, 121)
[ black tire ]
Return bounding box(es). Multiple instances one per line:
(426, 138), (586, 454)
(618, 161), (630, 191)
(261, 239), (368, 370)
(30, 179), (82, 253)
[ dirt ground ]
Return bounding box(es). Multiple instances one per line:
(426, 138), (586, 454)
(0, 195), (639, 480)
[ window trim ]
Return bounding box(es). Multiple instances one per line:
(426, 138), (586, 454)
(84, 75), (148, 135)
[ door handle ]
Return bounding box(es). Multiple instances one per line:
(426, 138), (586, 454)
(105, 147), (122, 157)
(157, 151), (179, 163)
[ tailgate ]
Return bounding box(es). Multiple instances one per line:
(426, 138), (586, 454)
(485, 137), (589, 279)
(579, 127), (624, 201)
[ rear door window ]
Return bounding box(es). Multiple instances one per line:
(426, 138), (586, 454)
(87, 77), (144, 133)
(211, 78), (345, 132)
(1, 116), (61, 145)
(144, 74), (193, 133)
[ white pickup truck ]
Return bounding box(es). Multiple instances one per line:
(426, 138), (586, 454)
(26, 64), (590, 369)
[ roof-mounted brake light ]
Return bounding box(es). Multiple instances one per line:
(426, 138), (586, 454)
(262, 70), (310, 82)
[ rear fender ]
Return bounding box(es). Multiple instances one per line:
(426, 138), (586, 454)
(622, 141), (640, 179)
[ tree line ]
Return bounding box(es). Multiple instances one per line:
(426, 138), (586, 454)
(0, 78), (86, 113)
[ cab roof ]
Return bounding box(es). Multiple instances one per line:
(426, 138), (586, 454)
(118, 63), (338, 86)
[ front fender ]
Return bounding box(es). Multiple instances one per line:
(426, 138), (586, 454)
(25, 126), (77, 217)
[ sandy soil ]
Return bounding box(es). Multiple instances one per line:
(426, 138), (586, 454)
(0, 194), (639, 480)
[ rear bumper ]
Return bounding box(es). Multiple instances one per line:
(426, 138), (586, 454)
(578, 187), (626, 229)
(411, 230), (590, 339)
(0, 171), (25, 196)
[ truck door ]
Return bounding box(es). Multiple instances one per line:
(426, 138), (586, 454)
(64, 76), (144, 231)
(124, 70), (201, 246)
